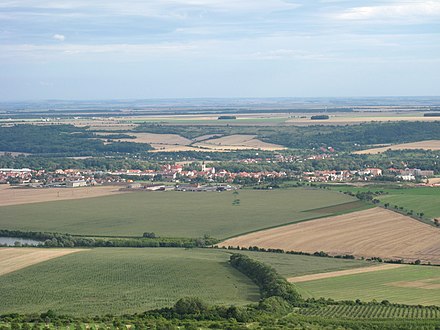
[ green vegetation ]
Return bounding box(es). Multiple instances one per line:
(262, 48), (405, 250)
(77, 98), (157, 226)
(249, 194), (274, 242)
(0, 248), (259, 315)
(332, 185), (440, 219)
(0, 125), (152, 156)
(299, 304), (440, 319)
(0, 188), (356, 238)
(235, 250), (370, 278)
(295, 265), (440, 306)
(2, 252), (440, 330)
(0, 229), (217, 248)
(137, 121), (440, 151)
(230, 253), (302, 304)
(311, 115), (329, 120)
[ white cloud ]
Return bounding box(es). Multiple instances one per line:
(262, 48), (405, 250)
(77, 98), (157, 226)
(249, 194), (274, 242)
(335, 1), (440, 21)
(53, 34), (65, 41)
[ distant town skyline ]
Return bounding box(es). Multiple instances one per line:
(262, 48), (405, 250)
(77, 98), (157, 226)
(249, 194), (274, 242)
(1, 0), (439, 100)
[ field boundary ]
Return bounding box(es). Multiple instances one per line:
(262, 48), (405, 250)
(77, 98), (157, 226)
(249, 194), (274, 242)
(288, 264), (404, 283)
(0, 248), (86, 276)
(221, 200), (370, 241)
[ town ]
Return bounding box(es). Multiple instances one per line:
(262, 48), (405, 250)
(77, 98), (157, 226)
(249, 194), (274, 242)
(1, 162), (437, 190)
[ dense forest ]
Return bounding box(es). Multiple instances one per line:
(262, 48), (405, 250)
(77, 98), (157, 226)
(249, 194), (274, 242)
(0, 125), (152, 156)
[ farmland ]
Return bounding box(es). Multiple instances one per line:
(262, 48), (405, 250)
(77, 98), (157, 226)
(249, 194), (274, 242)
(234, 250), (371, 278)
(299, 304), (440, 319)
(295, 264), (440, 306)
(0, 188), (357, 238)
(219, 207), (440, 264)
(0, 248), (85, 276)
(0, 185), (125, 207)
(332, 186), (440, 219)
(354, 140), (440, 154)
(0, 248), (259, 315)
(193, 134), (285, 151)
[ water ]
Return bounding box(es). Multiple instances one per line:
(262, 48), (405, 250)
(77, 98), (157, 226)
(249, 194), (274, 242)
(0, 237), (41, 246)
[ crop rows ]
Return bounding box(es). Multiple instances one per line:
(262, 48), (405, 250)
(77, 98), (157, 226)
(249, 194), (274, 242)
(299, 304), (440, 319)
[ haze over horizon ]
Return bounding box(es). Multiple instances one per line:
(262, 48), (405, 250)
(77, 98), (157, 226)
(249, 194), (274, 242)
(1, 0), (439, 101)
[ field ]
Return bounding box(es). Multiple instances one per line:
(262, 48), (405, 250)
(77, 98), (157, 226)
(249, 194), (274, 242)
(0, 248), (259, 315)
(332, 186), (440, 219)
(0, 248), (85, 276)
(295, 264), (440, 306)
(354, 140), (440, 154)
(0, 185), (125, 207)
(116, 132), (192, 145)
(193, 134), (285, 151)
(234, 250), (371, 278)
(0, 188), (357, 238)
(219, 208), (440, 264)
(287, 264), (404, 283)
(299, 304), (440, 319)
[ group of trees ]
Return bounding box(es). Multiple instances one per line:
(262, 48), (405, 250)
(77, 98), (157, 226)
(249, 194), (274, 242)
(0, 125), (152, 157)
(0, 229), (218, 248)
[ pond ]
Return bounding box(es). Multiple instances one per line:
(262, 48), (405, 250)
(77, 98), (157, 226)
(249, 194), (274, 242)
(0, 237), (41, 246)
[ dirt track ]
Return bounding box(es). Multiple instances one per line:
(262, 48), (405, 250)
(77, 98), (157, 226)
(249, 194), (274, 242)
(219, 208), (440, 264)
(0, 185), (125, 207)
(287, 264), (404, 283)
(0, 248), (85, 276)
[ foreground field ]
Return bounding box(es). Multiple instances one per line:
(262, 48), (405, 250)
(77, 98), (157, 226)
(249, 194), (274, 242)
(0, 188), (357, 238)
(220, 208), (440, 264)
(0, 248), (259, 315)
(0, 248), (85, 276)
(0, 185), (125, 207)
(296, 264), (440, 306)
(354, 140), (440, 154)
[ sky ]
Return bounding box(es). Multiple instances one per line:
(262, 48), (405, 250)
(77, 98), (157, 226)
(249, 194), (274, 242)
(1, 0), (439, 100)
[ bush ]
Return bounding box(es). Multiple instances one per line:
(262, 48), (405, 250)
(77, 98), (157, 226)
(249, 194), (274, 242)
(174, 297), (208, 316)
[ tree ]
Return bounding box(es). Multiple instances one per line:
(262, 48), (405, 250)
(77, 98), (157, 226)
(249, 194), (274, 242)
(174, 297), (207, 315)
(143, 232), (156, 238)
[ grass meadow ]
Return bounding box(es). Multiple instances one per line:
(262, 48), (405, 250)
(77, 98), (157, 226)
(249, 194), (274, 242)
(330, 186), (440, 219)
(0, 188), (356, 238)
(0, 248), (259, 315)
(295, 265), (440, 306)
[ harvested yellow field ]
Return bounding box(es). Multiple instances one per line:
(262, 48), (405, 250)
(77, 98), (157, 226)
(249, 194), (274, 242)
(0, 185), (125, 207)
(428, 178), (440, 185)
(219, 208), (440, 264)
(149, 144), (209, 152)
(0, 248), (85, 276)
(194, 134), (285, 151)
(287, 264), (404, 283)
(118, 132), (192, 145)
(354, 140), (440, 154)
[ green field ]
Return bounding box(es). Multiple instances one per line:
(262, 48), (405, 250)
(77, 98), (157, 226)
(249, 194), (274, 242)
(0, 188), (357, 238)
(0, 248), (259, 315)
(295, 265), (440, 306)
(299, 304), (440, 319)
(235, 250), (371, 277)
(331, 186), (440, 219)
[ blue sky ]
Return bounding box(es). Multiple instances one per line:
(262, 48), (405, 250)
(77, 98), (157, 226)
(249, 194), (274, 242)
(1, 0), (439, 100)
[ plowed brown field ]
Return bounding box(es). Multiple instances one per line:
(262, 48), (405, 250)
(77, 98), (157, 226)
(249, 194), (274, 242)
(219, 208), (440, 264)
